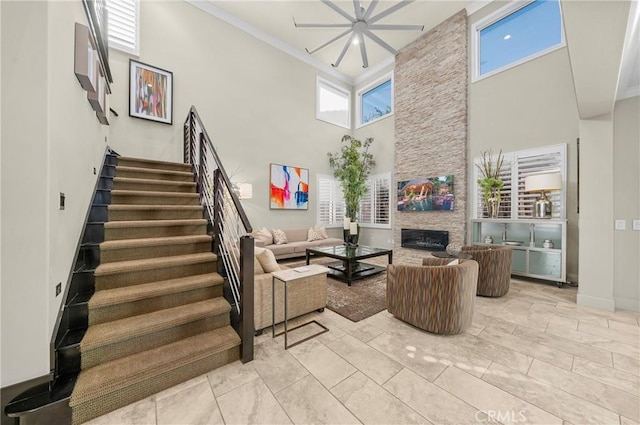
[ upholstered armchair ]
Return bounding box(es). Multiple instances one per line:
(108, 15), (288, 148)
(461, 246), (512, 297)
(386, 257), (479, 335)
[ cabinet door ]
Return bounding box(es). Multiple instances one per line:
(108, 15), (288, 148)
(529, 251), (562, 278)
(511, 249), (527, 274)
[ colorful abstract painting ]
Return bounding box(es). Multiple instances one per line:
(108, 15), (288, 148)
(129, 59), (173, 124)
(270, 164), (309, 210)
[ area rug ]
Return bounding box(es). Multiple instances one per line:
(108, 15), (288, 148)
(281, 258), (387, 322)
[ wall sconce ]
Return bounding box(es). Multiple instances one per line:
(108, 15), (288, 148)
(235, 183), (253, 199)
(524, 173), (562, 218)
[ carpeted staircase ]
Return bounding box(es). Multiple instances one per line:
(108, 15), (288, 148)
(69, 157), (240, 424)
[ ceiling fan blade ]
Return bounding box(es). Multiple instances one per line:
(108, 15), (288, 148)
(368, 0), (414, 24)
(353, 0), (363, 20)
(332, 35), (354, 67)
(295, 22), (353, 28)
(306, 28), (352, 54)
(368, 24), (424, 31)
(364, 30), (398, 55)
(359, 36), (369, 68)
(321, 0), (355, 23)
(363, 0), (378, 20)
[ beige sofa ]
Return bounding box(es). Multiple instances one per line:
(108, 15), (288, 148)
(253, 227), (343, 260)
(253, 263), (328, 332)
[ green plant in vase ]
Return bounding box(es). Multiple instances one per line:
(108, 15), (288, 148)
(476, 149), (504, 218)
(328, 135), (375, 244)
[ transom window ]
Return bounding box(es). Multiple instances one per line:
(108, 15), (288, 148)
(356, 72), (394, 128)
(316, 77), (351, 129)
(473, 0), (564, 81)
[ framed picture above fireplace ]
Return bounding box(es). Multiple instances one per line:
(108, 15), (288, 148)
(397, 175), (454, 211)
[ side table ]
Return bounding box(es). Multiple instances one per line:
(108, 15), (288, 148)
(272, 264), (330, 349)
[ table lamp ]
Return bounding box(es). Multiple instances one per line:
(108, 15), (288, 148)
(524, 173), (562, 218)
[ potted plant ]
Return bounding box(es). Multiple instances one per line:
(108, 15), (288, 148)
(476, 149), (504, 218)
(328, 135), (375, 243)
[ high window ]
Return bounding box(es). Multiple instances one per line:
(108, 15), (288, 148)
(356, 72), (394, 128)
(106, 0), (139, 56)
(317, 173), (391, 228)
(316, 77), (351, 129)
(472, 0), (564, 81)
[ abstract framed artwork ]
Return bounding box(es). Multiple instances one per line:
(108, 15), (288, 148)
(129, 59), (173, 124)
(270, 164), (309, 210)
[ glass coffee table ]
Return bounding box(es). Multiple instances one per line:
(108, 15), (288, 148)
(306, 245), (393, 286)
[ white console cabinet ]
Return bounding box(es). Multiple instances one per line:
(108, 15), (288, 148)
(470, 219), (567, 286)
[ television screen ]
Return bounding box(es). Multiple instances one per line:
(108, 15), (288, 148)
(397, 176), (454, 211)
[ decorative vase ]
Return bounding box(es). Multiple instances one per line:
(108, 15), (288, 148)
(486, 197), (499, 218)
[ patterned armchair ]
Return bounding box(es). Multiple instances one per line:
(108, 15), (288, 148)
(461, 246), (512, 297)
(386, 257), (479, 335)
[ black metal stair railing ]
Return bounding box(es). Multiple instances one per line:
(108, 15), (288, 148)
(183, 106), (254, 363)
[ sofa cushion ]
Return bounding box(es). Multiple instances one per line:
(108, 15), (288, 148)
(282, 227), (308, 243)
(271, 228), (288, 245)
(256, 248), (280, 273)
(266, 244), (295, 256)
(253, 247), (266, 275)
(291, 241), (319, 253)
(317, 238), (344, 248)
(253, 227), (273, 246)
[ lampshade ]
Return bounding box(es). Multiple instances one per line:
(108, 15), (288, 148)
(237, 183), (253, 199)
(524, 173), (562, 192)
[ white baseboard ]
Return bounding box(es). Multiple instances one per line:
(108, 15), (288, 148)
(577, 294), (615, 312)
(614, 297), (640, 312)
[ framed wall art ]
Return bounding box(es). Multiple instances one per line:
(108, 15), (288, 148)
(129, 59), (173, 124)
(270, 164), (309, 210)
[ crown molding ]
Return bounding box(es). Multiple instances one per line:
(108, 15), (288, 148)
(184, 0), (354, 85)
(465, 0), (494, 16)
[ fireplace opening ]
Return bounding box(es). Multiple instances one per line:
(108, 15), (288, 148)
(401, 229), (449, 251)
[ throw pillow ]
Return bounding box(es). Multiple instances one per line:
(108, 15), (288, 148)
(271, 228), (288, 245)
(447, 258), (460, 266)
(254, 227), (273, 246)
(316, 225), (328, 239)
(253, 247), (265, 275)
(307, 227), (326, 242)
(256, 248), (281, 273)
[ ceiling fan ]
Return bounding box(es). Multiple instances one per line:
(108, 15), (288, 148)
(294, 0), (424, 68)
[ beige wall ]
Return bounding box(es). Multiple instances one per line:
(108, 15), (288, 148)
(613, 96), (640, 311)
(1, 1), (109, 386)
(468, 5), (580, 282)
(107, 1), (348, 231)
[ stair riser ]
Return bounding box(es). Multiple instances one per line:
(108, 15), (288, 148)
(104, 224), (207, 241)
(89, 285), (223, 325)
(71, 346), (239, 425)
(95, 261), (216, 290)
(110, 194), (200, 205)
(108, 209), (203, 222)
(100, 242), (211, 263)
(81, 314), (230, 369)
(116, 169), (194, 182)
(112, 181), (196, 193)
(116, 158), (192, 173)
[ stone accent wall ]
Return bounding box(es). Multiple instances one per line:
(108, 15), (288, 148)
(394, 10), (468, 265)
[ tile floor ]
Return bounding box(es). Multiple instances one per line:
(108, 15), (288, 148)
(87, 279), (639, 425)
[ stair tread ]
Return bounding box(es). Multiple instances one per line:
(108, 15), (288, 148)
(81, 298), (230, 351)
(113, 177), (196, 187)
(108, 204), (203, 211)
(117, 157), (191, 169)
(89, 273), (223, 308)
(104, 219), (207, 229)
(111, 190), (199, 198)
(71, 326), (240, 406)
(94, 252), (216, 276)
(100, 235), (212, 250)
(116, 166), (193, 177)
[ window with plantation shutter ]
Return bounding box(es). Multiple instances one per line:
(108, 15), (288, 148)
(317, 175), (344, 227)
(474, 144), (566, 219)
(106, 0), (139, 55)
(359, 173), (391, 228)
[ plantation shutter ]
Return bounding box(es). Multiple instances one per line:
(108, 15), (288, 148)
(359, 173), (391, 226)
(516, 149), (565, 219)
(106, 0), (139, 55)
(317, 175), (344, 226)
